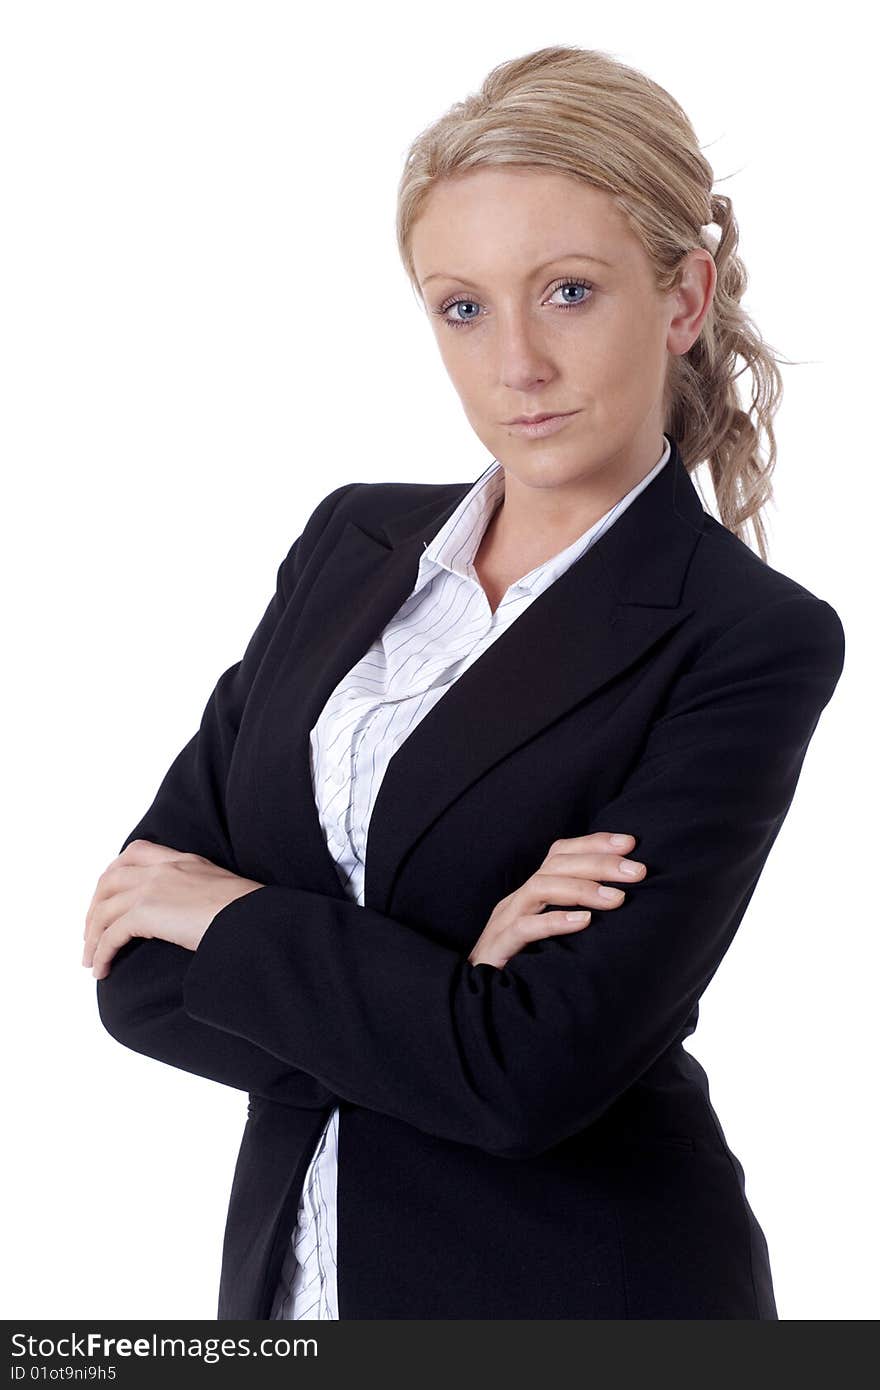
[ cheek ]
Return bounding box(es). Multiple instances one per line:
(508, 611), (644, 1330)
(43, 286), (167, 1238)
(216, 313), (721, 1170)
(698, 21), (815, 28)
(434, 330), (465, 377)
(437, 340), (488, 404)
(585, 319), (665, 403)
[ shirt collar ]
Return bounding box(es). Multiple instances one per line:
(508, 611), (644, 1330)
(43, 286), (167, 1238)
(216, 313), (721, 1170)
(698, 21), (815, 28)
(412, 434), (672, 604)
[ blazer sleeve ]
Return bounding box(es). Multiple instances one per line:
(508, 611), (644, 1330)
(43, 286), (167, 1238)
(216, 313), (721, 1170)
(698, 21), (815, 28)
(95, 480), (358, 1109)
(179, 591), (845, 1156)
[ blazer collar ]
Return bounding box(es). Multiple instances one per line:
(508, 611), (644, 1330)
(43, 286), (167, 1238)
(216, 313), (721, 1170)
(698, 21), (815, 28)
(380, 433), (704, 607)
(250, 436), (707, 914)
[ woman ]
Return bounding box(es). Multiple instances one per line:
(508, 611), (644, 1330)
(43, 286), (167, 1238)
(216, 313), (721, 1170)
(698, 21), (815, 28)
(84, 45), (845, 1319)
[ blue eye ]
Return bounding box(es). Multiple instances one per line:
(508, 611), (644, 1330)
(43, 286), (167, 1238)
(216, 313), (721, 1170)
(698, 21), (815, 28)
(434, 278), (595, 329)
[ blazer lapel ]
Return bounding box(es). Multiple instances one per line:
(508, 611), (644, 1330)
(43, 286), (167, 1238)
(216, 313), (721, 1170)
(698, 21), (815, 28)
(259, 437), (706, 913)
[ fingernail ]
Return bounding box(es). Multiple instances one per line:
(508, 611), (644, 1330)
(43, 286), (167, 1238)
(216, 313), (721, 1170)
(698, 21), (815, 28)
(565, 911), (591, 921)
(610, 834), (631, 846)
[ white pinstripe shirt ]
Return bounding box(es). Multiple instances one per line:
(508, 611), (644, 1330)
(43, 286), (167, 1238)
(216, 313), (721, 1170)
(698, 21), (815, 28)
(270, 437), (672, 1319)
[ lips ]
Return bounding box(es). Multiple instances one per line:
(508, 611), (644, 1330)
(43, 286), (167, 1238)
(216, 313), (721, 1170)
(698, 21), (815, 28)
(504, 411), (579, 438)
(508, 411), (572, 425)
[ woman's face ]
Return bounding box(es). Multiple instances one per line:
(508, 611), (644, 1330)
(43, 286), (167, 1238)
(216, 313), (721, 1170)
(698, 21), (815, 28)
(410, 166), (713, 498)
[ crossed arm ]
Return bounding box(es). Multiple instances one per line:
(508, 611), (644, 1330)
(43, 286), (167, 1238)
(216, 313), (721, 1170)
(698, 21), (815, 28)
(95, 491), (845, 1156)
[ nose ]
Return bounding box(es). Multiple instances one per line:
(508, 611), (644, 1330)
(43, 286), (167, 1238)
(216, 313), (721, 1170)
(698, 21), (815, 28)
(491, 309), (559, 392)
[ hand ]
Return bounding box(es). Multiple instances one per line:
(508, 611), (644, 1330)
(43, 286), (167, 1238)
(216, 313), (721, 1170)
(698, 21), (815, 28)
(82, 838), (265, 980)
(468, 832), (647, 968)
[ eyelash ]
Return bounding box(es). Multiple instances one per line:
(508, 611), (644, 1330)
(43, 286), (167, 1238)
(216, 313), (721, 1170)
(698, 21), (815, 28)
(433, 277), (595, 329)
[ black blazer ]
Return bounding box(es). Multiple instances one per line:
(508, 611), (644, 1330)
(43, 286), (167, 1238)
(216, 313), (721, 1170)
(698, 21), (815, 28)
(96, 435), (845, 1319)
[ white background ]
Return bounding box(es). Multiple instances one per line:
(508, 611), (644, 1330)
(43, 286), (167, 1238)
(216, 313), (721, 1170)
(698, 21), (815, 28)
(2, 0), (875, 1321)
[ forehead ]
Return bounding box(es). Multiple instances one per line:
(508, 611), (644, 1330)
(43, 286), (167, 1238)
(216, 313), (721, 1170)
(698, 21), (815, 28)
(411, 167), (635, 283)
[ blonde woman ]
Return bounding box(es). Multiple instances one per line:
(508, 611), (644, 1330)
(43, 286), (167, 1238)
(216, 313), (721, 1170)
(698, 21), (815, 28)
(85, 46), (845, 1319)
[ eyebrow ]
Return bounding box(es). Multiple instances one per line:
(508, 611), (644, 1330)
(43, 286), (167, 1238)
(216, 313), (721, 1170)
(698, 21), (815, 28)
(420, 251), (614, 288)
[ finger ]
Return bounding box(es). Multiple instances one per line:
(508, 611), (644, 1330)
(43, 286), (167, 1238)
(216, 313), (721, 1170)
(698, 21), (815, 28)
(472, 910), (592, 968)
(544, 849), (647, 883)
(90, 913), (139, 980)
(84, 851), (158, 932)
(84, 862), (137, 934)
(83, 886), (136, 967)
(85, 849), (185, 939)
(520, 872), (629, 914)
(549, 831), (637, 856)
(84, 867), (140, 945)
(513, 909), (593, 940)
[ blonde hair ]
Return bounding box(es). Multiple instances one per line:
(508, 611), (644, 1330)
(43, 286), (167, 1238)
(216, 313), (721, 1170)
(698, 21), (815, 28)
(396, 44), (792, 562)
